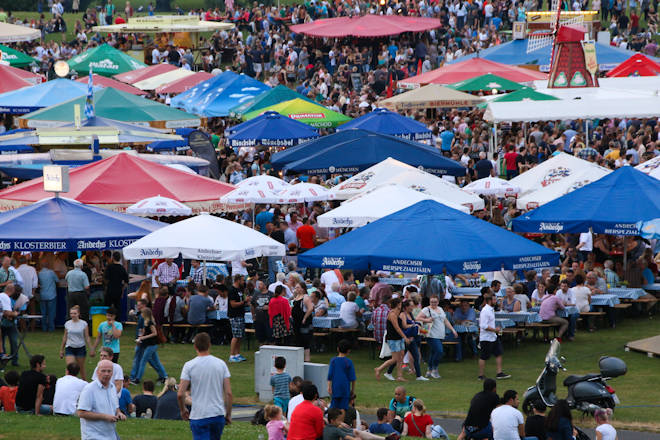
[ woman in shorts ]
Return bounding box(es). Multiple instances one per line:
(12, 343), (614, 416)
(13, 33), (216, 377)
(59, 305), (94, 380)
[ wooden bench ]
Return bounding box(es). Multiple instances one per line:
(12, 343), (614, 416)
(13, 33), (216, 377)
(244, 328), (256, 350)
(527, 322), (560, 341)
(580, 311), (606, 330)
(161, 323), (214, 343)
(358, 336), (378, 359)
(501, 327), (524, 345)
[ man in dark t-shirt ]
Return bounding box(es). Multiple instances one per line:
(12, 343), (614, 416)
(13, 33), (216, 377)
(228, 275), (250, 363)
(461, 378), (500, 439)
(475, 152), (494, 179)
(104, 251), (128, 313)
(15, 354), (47, 413)
(133, 380), (158, 418)
(250, 281), (272, 344)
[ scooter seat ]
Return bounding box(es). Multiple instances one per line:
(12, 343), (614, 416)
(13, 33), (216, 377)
(563, 373), (600, 386)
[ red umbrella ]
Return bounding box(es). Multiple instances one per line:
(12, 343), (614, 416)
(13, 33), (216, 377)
(155, 71), (214, 95)
(76, 74), (146, 95)
(114, 63), (178, 85)
(290, 15), (440, 38)
(0, 153), (236, 214)
(0, 64), (44, 84)
(606, 53), (660, 77)
(0, 66), (32, 93)
(399, 58), (547, 87)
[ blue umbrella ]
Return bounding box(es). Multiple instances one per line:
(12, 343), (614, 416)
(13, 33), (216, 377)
(0, 145), (35, 154)
(298, 200), (559, 274)
(637, 219), (660, 240)
(0, 79), (97, 114)
(170, 71), (270, 117)
(0, 196), (165, 251)
(513, 166), (660, 235)
(278, 129), (466, 176)
(147, 139), (190, 153)
(337, 108), (432, 141)
(227, 111), (319, 148)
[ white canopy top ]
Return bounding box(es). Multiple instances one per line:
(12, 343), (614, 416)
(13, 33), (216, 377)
(0, 22), (41, 43)
(636, 156), (660, 180)
(484, 97), (660, 123)
(126, 195), (192, 217)
(509, 153), (611, 205)
(133, 69), (196, 91)
(220, 186), (282, 204)
(318, 184), (469, 228)
(464, 176), (520, 196)
(275, 182), (335, 203)
(123, 212), (285, 261)
(236, 174), (291, 191)
(532, 76), (660, 95)
(93, 15), (235, 33)
(329, 157), (485, 211)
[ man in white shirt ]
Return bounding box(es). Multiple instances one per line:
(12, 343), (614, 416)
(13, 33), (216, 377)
(577, 231), (593, 262)
(77, 359), (125, 439)
(490, 389), (525, 440)
(92, 347), (124, 396)
(54, 363), (88, 416)
(320, 269), (341, 292)
(478, 294), (510, 380)
(268, 272), (293, 299)
(178, 332), (232, 437)
(151, 47), (161, 64)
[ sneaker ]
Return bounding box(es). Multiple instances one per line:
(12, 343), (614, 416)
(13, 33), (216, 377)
(425, 370), (432, 378)
(237, 354), (247, 361)
(228, 356), (241, 363)
(477, 375), (485, 381)
(383, 373), (395, 381)
(496, 372), (512, 380)
(157, 377), (167, 385)
(129, 379), (140, 386)
(431, 370), (441, 379)
(416, 376), (430, 381)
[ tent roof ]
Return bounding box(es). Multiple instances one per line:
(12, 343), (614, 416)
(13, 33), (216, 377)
(0, 197), (164, 251)
(477, 87), (559, 108)
(242, 98), (351, 128)
(75, 74), (146, 95)
(0, 78), (91, 114)
(171, 71), (270, 117)
(133, 68), (196, 91)
(93, 15), (234, 33)
(606, 53), (660, 78)
(399, 58), (547, 88)
(0, 66), (32, 94)
(636, 156), (660, 180)
(0, 22), (41, 43)
(228, 84), (316, 117)
(290, 14), (440, 38)
(0, 44), (38, 67)
(67, 44), (147, 77)
(0, 64), (43, 84)
(155, 71), (213, 95)
(484, 96), (660, 122)
(446, 39), (660, 72)
(0, 153), (235, 213)
(299, 200), (559, 274)
(20, 87), (200, 129)
(513, 166), (660, 235)
(227, 111), (319, 148)
(114, 63), (178, 84)
(336, 107), (432, 141)
(449, 73), (524, 92)
(380, 83), (483, 110)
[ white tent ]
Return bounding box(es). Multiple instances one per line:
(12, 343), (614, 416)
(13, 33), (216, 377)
(127, 195), (192, 217)
(275, 182), (335, 203)
(220, 186), (282, 204)
(484, 97), (660, 123)
(329, 158), (484, 211)
(509, 153), (611, 209)
(318, 184), (469, 228)
(123, 212), (285, 261)
(133, 68), (196, 91)
(636, 156), (660, 180)
(0, 22), (41, 43)
(532, 76), (660, 96)
(236, 174), (290, 191)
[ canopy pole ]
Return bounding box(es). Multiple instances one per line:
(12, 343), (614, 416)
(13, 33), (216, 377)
(585, 120), (589, 148)
(623, 236), (627, 277)
(493, 122), (498, 160)
(203, 259), (207, 285)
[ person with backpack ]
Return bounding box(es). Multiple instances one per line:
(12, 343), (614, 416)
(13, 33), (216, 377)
(387, 386), (415, 433)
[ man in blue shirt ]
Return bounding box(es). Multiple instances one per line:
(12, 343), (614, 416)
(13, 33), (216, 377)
(65, 259), (90, 322)
(439, 125), (455, 152)
(255, 206), (274, 233)
(369, 408), (397, 434)
(77, 359), (125, 438)
(38, 259), (59, 332)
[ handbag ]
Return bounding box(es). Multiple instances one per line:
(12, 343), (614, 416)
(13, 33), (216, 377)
(379, 331), (391, 358)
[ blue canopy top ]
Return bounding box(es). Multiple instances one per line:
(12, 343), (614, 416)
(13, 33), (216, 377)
(227, 111), (319, 148)
(298, 200), (559, 274)
(337, 108), (432, 141)
(277, 129), (466, 176)
(170, 71), (270, 117)
(0, 197), (164, 251)
(0, 145), (35, 154)
(0, 79), (95, 114)
(448, 40), (660, 72)
(513, 166), (660, 236)
(146, 139), (190, 153)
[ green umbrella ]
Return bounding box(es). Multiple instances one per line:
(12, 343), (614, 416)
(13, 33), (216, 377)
(478, 87), (559, 109)
(448, 73), (524, 93)
(20, 87), (200, 129)
(242, 98), (351, 128)
(229, 85), (317, 117)
(0, 44), (38, 67)
(67, 44), (146, 77)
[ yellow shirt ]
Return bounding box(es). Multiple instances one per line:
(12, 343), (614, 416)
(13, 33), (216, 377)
(605, 149), (620, 161)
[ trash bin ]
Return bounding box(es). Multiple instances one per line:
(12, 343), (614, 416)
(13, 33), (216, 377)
(90, 306), (109, 337)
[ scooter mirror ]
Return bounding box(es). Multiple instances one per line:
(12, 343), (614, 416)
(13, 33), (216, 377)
(560, 356), (567, 363)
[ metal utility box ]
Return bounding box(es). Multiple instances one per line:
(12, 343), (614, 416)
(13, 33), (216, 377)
(254, 345), (304, 402)
(304, 362), (330, 398)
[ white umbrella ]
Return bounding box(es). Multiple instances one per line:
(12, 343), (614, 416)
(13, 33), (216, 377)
(126, 195), (193, 217)
(236, 174), (290, 191)
(464, 177), (520, 196)
(636, 155), (660, 180)
(123, 212), (285, 261)
(220, 186), (282, 204)
(0, 23), (41, 43)
(318, 184), (469, 228)
(274, 182), (335, 203)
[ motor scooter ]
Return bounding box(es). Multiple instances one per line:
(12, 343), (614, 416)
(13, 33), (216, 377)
(522, 339), (627, 415)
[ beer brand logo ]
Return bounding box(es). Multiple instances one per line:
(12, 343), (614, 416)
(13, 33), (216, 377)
(89, 59), (119, 70)
(139, 248), (164, 257)
(541, 167), (571, 187)
(462, 260), (482, 272)
(539, 222), (564, 232)
(322, 257), (345, 267)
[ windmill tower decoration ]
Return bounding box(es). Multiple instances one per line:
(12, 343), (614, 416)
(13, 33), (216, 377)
(527, 0), (599, 88)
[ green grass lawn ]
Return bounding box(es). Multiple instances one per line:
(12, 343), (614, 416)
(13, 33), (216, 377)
(1, 313), (659, 438)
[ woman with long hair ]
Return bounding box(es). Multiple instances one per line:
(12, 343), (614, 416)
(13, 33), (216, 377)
(420, 295), (458, 379)
(155, 377), (182, 420)
(131, 308), (167, 385)
(402, 399), (434, 438)
(291, 282), (314, 361)
(129, 280), (153, 307)
(545, 399), (576, 440)
(375, 298), (410, 382)
(59, 305), (94, 380)
(385, 299), (428, 381)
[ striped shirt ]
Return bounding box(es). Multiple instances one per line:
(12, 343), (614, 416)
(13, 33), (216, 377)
(155, 262), (179, 284)
(270, 372), (291, 399)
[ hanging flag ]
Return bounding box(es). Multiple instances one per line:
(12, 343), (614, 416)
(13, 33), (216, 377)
(84, 69), (95, 120)
(386, 73), (393, 98)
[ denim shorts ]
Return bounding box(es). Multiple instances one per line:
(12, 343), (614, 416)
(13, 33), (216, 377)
(387, 339), (405, 352)
(65, 346), (87, 358)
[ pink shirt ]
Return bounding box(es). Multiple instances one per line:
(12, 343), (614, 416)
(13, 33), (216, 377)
(539, 295), (565, 321)
(267, 419), (286, 440)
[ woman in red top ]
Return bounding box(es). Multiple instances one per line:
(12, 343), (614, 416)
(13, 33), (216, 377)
(402, 399), (434, 438)
(268, 285), (293, 344)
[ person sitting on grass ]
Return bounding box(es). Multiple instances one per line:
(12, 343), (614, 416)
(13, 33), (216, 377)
(133, 380), (158, 418)
(118, 375), (134, 417)
(155, 377), (183, 420)
(265, 403), (289, 440)
(388, 386), (415, 433)
(15, 354), (49, 415)
(0, 370), (19, 412)
(53, 362), (88, 416)
(402, 399), (434, 438)
(368, 407), (397, 435)
(324, 407), (394, 440)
